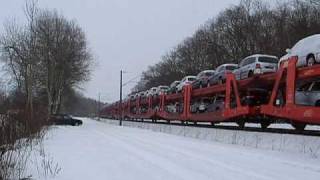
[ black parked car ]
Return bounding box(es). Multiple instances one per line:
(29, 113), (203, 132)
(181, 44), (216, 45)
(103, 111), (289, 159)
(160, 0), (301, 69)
(50, 114), (83, 126)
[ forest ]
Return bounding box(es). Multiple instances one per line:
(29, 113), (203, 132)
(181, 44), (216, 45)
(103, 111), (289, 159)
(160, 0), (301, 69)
(132, 0), (320, 92)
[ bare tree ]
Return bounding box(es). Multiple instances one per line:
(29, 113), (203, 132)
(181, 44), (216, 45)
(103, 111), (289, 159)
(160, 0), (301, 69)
(34, 10), (92, 115)
(306, 0), (320, 6)
(0, 0), (39, 124)
(1, 0), (92, 116)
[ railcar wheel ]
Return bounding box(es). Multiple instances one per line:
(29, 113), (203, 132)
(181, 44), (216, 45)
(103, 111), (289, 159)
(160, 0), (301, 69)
(260, 120), (271, 130)
(291, 122), (306, 131)
(237, 120), (245, 129)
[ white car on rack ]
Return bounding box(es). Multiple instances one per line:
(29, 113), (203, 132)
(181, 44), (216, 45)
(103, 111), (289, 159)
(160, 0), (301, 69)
(176, 75), (197, 92)
(138, 91), (147, 99)
(234, 54), (278, 80)
(279, 34), (320, 67)
(147, 87), (158, 96)
(155, 86), (169, 95)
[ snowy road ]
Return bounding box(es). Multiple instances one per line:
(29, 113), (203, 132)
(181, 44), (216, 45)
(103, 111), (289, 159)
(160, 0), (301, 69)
(27, 118), (320, 180)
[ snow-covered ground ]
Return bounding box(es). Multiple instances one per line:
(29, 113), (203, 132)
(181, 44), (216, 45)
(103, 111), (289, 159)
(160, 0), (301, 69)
(26, 118), (320, 180)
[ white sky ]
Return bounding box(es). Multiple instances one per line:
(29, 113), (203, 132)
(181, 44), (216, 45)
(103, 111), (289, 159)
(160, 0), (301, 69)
(0, 0), (240, 102)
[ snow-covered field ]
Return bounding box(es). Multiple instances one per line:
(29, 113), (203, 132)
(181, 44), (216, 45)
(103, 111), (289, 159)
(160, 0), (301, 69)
(26, 118), (320, 180)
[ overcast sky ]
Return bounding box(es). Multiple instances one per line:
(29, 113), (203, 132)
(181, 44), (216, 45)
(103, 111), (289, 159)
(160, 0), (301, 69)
(0, 0), (240, 102)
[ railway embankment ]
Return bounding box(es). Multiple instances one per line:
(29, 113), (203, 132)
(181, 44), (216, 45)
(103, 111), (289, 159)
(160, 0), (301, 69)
(101, 118), (320, 158)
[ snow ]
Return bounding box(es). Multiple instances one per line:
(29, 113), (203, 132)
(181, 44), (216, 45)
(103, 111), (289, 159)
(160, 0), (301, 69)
(26, 118), (320, 180)
(103, 119), (320, 158)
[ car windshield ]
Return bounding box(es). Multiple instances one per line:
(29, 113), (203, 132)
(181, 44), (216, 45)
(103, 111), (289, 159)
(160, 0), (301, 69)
(297, 82), (311, 91)
(311, 82), (320, 91)
(226, 66), (237, 70)
(258, 57), (278, 64)
(187, 77), (196, 81)
(205, 72), (214, 76)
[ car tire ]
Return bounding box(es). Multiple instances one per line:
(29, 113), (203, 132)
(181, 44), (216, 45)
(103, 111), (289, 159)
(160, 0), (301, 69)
(307, 55), (316, 67)
(237, 120), (245, 129)
(260, 120), (271, 130)
(291, 122), (306, 131)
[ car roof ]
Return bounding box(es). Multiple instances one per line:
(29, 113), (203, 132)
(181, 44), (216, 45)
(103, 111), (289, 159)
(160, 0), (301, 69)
(245, 54), (278, 59)
(295, 34), (320, 46)
(199, 70), (215, 73)
(184, 75), (196, 78)
(52, 113), (69, 116)
(218, 63), (238, 67)
(170, 81), (180, 85)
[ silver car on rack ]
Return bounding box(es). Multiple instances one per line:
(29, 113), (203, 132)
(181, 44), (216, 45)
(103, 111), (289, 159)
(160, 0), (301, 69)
(168, 81), (180, 94)
(147, 87), (158, 96)
(139, 91), (147, 99)
(296, 81), (320, 106)
(155, 86), (170, 95)
(234, 54), (278, 80)
(209, 64), (238, 85)
(192, 70), (215, 89)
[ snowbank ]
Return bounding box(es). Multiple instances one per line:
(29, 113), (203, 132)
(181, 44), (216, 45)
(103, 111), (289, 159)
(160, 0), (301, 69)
(101, 119), (320, 158)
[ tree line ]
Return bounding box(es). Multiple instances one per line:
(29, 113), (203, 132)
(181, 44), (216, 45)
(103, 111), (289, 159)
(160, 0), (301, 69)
(0, 0), (93, 119)
(132, 0), (320, 92)
(0, 1), (94, 178)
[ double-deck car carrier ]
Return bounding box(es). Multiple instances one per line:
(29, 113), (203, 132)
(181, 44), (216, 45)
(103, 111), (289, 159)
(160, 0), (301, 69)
(101, 56), (320, 130)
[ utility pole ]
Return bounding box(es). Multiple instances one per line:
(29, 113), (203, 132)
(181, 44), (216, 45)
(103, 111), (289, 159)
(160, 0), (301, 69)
(119, 70), (123, 126)
(98, 93), (101, 121)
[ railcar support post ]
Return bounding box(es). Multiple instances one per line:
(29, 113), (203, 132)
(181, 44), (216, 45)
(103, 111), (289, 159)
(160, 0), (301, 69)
(119, 70), (123, 126)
